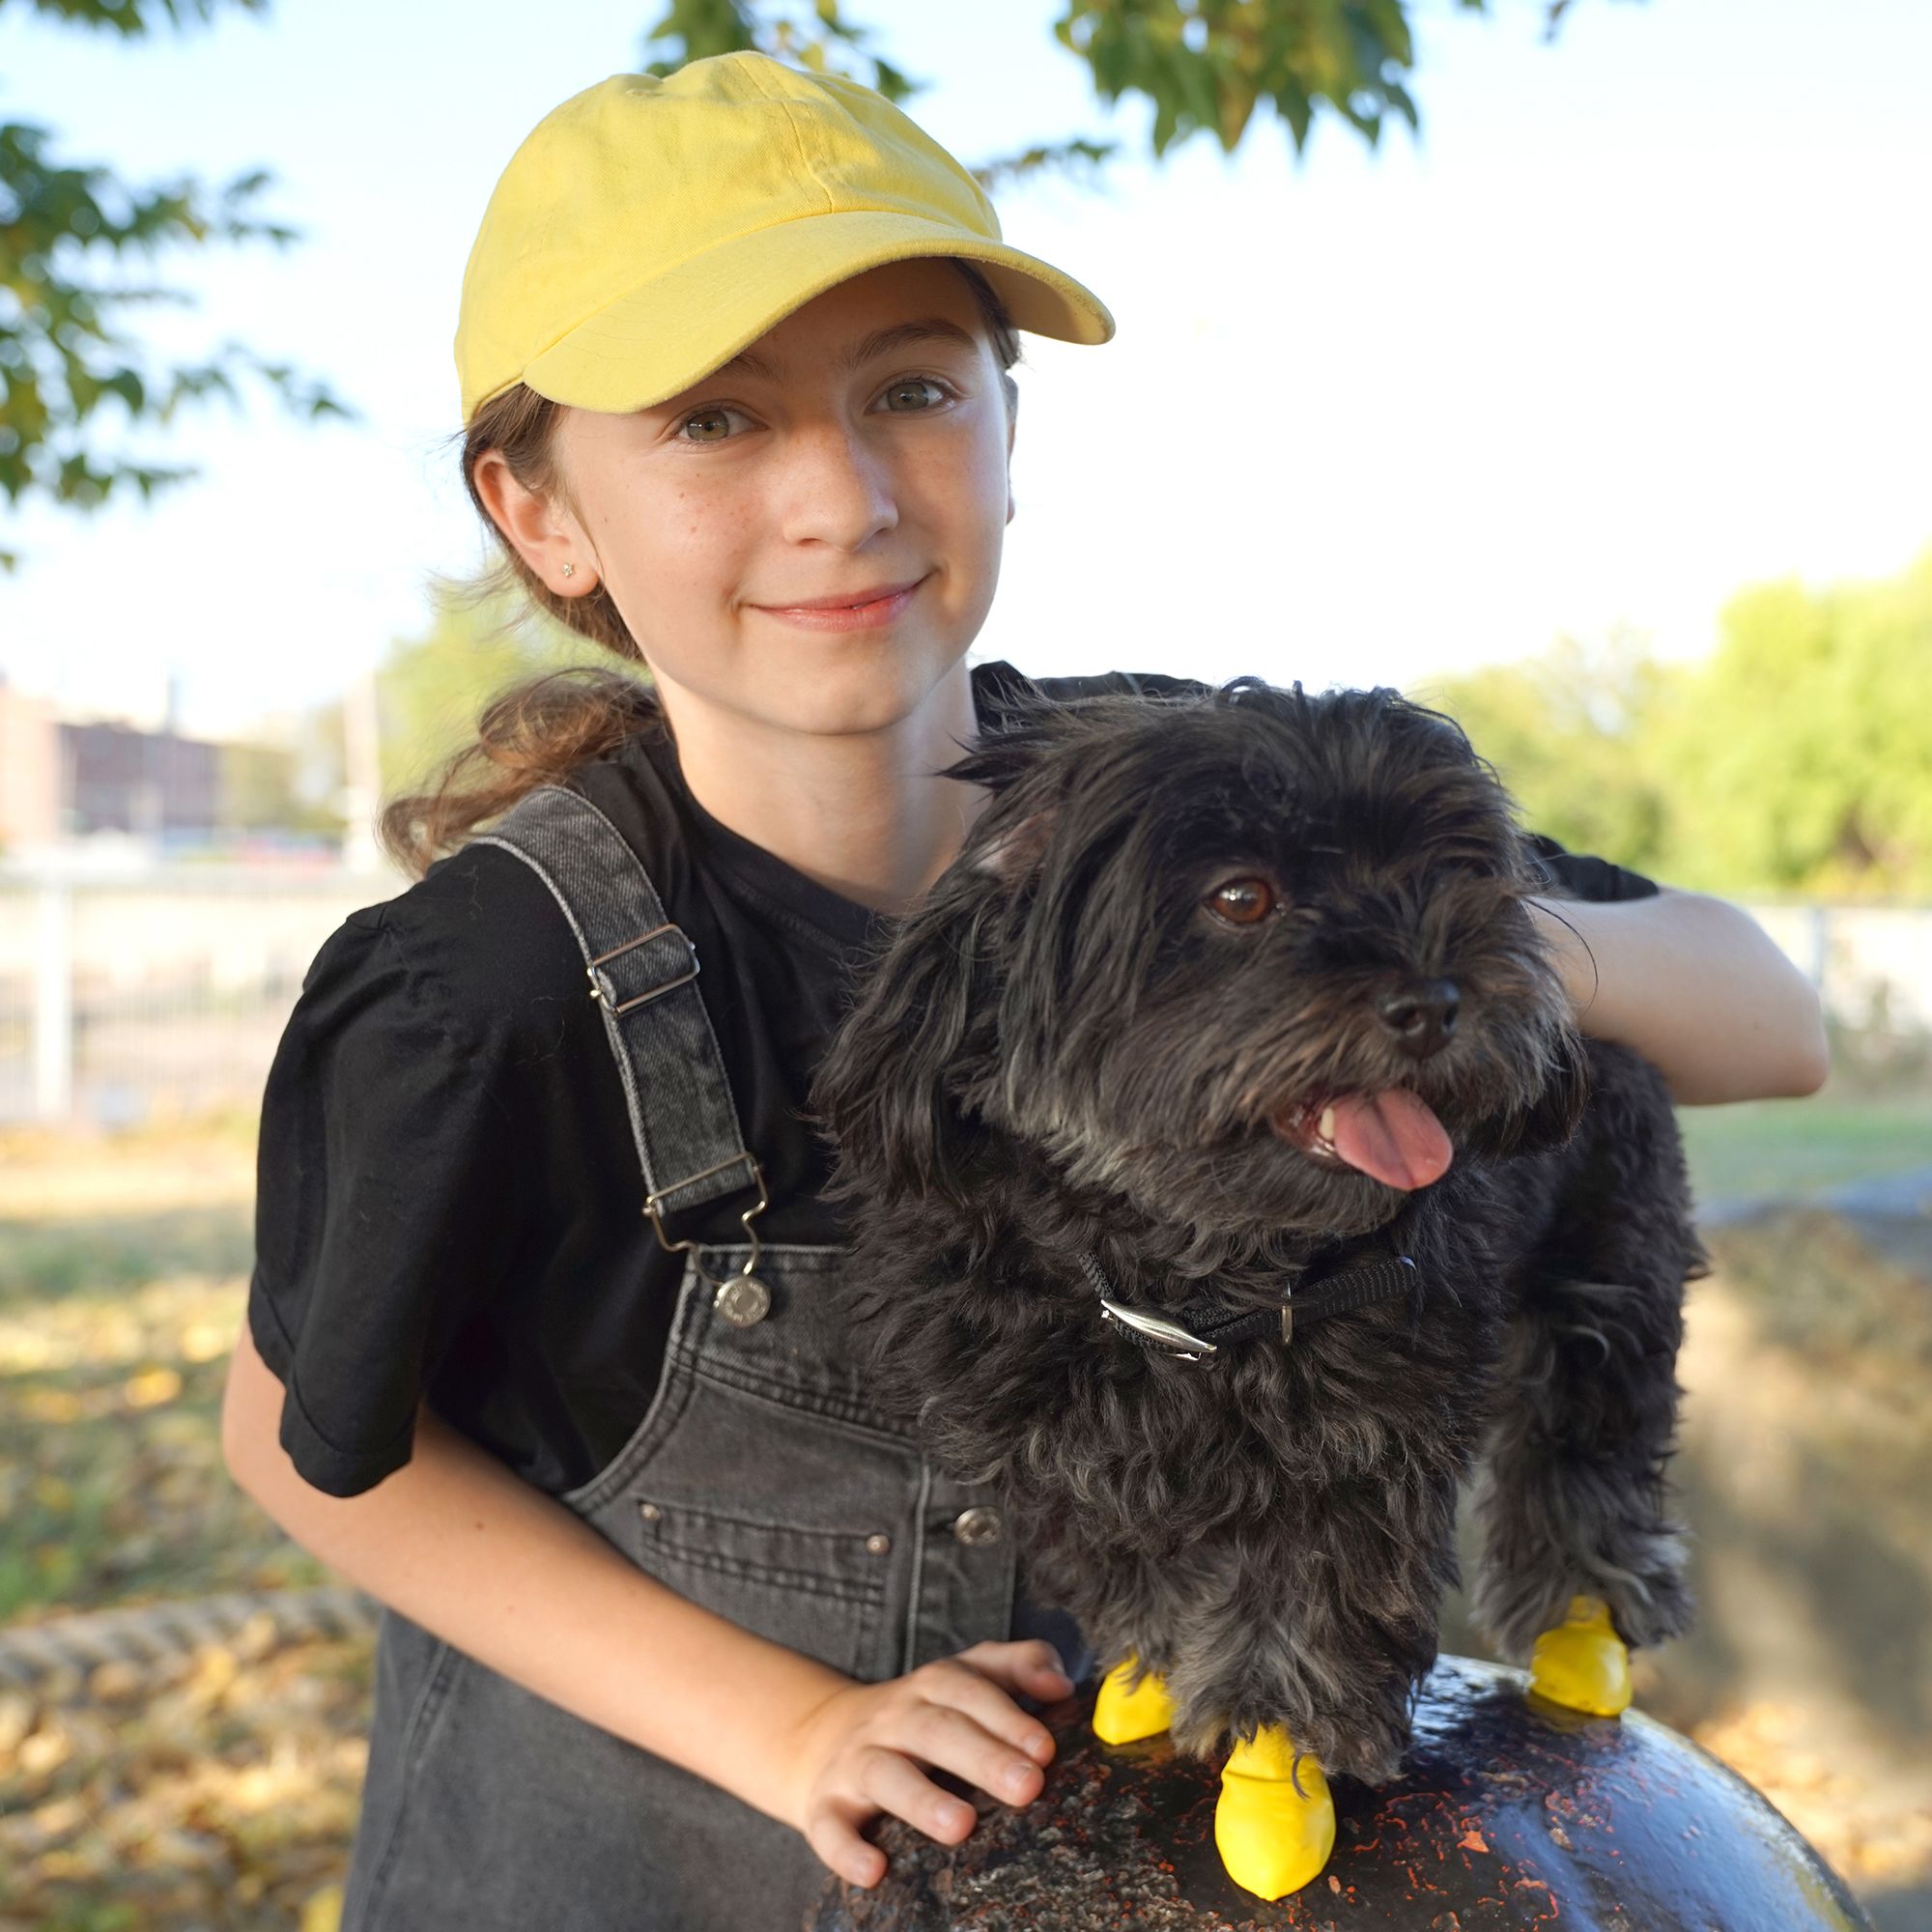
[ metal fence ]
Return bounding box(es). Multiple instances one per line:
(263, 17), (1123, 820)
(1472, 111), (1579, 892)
(1, 865), (1928, 1129)
(0, 866), (401, 1127)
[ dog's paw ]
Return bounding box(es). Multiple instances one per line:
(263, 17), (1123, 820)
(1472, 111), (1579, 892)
(1093, 1655), (1176, 1744)
(1528, 1594), (1632, 1717)
(1609, 1534), (1697, 1649)
(1287, 1702), (1410, 1786)
(1214, 1725), (1336, 1901)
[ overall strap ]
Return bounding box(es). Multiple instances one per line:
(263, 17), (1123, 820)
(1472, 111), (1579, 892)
(476, 784), (766, 1267)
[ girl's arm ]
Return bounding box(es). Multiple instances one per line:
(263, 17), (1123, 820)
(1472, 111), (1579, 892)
(220, 1322), (1069, 1888)
(1526, 887), (1831, 1105)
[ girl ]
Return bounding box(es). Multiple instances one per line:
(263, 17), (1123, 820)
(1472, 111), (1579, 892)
(220, 50), (1829, 1932)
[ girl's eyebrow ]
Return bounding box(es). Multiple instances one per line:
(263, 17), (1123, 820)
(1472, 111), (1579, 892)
(714, 317), (979, 384)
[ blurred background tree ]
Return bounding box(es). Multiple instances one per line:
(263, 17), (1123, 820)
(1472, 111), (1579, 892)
(1662, 553), (1932, 899)
(370, 591), (612, 797)
(1411, 546), (1932, 901)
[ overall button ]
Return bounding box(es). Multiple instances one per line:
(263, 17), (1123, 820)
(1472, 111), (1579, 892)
(714, 1275), (771, 1327)
(952, 1506), (1003, 1548)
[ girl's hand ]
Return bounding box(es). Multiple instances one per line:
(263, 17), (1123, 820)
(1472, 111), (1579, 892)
(782, 1637), (1075, 1889)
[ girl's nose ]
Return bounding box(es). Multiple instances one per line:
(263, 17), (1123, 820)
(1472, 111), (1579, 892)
(777, 420), (899, 548)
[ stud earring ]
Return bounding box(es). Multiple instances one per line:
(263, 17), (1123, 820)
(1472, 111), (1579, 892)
(561, 562), (577, 579)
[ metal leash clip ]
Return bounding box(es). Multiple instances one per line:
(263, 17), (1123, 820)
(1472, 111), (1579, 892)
(1098, 1296), (1218, 1361)
(1078, 1249), (1216, 1361)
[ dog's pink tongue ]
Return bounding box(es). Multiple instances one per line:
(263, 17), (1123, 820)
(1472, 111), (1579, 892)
(1325, 1090), (1454, 1190)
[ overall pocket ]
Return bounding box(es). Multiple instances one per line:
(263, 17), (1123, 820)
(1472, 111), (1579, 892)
(632, 1492), (894, 1677)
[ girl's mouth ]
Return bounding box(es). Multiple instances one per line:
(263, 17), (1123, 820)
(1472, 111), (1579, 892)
(754, 577), (927, 631)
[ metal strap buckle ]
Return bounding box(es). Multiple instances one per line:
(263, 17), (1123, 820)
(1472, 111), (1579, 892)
(1098, 1297), (1217, 1360)
(587, 923), (697, 1015)
(1078, 1249), (1217, 1362)
(644, 1151), (768, 1293)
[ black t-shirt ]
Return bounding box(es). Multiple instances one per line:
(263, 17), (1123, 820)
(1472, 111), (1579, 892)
(247, 662), (1661, 1499)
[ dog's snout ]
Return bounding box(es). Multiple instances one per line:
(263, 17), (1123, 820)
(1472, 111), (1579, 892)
(1376, 978), (1460, 1059)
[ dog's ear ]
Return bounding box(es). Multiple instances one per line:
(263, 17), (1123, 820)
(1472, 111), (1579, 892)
(809, 898), (993, 1209)
(1466, 1024), (1592, 1157)
(971, 808), (1056, 886)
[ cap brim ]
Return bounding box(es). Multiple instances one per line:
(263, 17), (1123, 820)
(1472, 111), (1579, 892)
(514, 209), (1114, 416)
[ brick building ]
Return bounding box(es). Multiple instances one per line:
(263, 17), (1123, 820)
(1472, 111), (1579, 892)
(0, 675), (275, 852)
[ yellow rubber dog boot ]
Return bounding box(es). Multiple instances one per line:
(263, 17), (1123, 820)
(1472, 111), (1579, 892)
(1213, 1724), (1336, 1901)
(1093, 1655), (1176, 1744)
(1529, 1594), (1633, 1716)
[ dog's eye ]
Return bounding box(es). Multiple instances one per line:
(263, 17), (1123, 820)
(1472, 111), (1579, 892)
(1206, 878), (1277, 925)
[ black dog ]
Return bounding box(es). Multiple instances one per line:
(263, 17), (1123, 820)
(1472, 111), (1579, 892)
(810, 678), (1704, 1894)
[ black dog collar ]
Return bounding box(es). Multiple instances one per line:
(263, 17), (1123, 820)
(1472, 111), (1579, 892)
(1076, 1249), (1421, 1359)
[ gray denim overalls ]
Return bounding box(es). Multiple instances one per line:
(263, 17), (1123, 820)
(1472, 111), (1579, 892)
(339, 784), (1090, 1932)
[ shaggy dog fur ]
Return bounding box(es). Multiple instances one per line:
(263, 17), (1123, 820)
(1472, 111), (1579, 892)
(810, 678), (1706, 1784)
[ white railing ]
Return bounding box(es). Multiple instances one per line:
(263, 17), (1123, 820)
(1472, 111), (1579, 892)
(0, 864), (404, 1127)
(0, 865), (1927, 1128)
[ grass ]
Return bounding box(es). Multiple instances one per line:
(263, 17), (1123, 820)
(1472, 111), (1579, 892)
(1677, 1093), (1932, 1204)
(0, 1125), (327, 1630)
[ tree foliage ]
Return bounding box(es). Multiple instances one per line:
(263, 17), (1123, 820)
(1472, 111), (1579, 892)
(1413, 549), (1932, 901)
(639, 0), (1586, 187)
(0, 0), (356, 573)
(1662, 554), (1932, 898)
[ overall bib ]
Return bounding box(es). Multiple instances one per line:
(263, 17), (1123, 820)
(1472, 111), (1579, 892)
(339, 785), (1090, 1931)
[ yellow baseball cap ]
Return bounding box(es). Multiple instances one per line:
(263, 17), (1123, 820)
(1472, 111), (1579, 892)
(454, 51), (1117, 426)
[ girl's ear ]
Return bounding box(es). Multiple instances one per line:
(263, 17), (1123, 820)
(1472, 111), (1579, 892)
(809, 897), (994, 1210)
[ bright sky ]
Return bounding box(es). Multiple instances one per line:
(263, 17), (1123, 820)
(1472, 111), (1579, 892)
(2, 0), (1927, 738)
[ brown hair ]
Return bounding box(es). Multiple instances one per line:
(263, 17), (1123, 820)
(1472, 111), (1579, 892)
(379, 261), (1024, 877)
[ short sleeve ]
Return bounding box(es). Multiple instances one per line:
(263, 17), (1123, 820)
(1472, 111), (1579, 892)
(1520, 831), (1661, 903)
(248, 903), (531, 1497)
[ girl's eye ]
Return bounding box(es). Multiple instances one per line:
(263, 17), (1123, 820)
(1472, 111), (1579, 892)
(878, 375), (954, 413)
(680, 404), (753, 444)
(677, 403), (753, 445)
(1206, 878), (1278, 925)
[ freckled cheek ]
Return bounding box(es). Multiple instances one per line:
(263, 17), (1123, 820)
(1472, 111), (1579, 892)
(621, 496), (760, 602)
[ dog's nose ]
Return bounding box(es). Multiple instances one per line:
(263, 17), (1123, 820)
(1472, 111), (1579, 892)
(1377, 978), (1460, 1059)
